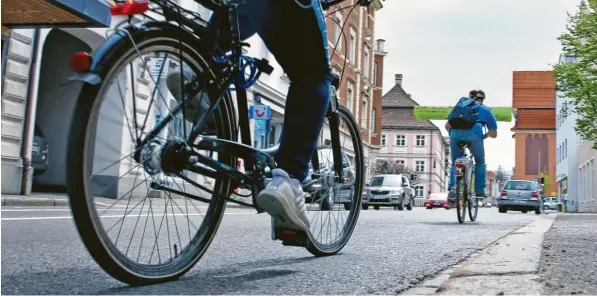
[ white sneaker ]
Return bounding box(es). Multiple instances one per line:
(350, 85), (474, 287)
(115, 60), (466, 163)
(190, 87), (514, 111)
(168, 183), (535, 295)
(257, 169), (310, 233)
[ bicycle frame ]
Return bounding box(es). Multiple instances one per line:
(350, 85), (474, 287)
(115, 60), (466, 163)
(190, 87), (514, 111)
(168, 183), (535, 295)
(107, 0), (346, 212)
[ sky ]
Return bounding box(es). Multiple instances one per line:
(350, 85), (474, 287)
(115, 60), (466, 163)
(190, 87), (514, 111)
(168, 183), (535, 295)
(375, 0), (581, 172)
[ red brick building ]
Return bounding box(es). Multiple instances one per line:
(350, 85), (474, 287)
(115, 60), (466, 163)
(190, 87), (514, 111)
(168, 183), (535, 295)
(325, 0), (385, 179)
(511, 71), (557, 194)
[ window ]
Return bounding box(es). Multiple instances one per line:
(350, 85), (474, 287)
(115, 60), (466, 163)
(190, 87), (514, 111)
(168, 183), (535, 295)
(371, 108), (376, 132)
(363, 49), (370, 79)
(395, 135), (406, 146)
(361, 100), (368, 128)
(433, 160), (437, 169)
(565, 139), (568, 158)
(395, 159), (405, 166)
(415, 160), (425, 172)
(557, 147), (560, 163)
(372, 62), (378, 86)
(414, 186), (425, 197)
(333, 15), (342, 51)
(346, 81), (354, 113)
(1, 35), (8, 81)
(381, 134), (386, 146)
(416, 135), (426, 146)
(348, 28), (356, 63)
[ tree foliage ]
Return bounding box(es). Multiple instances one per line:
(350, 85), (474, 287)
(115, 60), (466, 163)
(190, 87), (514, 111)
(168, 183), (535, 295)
(553, 0), (597, 149)
(371, 160), (421, 185)
(494, 170), (507, 184)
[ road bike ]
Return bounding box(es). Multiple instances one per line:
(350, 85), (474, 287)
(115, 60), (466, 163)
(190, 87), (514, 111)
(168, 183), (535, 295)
(452, 141), (480, 224)
(66, 0), (369, 285)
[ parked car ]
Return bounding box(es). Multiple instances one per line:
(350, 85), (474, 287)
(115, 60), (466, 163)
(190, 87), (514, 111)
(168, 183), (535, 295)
(543, 197), (560, 211)
(302, 147), (355, 211)
(424, 192), (450, 209)
(362, 174), (414, 211)
(32, 125), (49, 175)
(497, 180), (541, 214)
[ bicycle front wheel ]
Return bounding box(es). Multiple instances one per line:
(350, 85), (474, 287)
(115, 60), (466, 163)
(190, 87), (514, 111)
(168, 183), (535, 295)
(66, 27), (236, 285)
(305, 105), (364, 256)
(455, 174), (467, 224)
(468, 172), (479, 221)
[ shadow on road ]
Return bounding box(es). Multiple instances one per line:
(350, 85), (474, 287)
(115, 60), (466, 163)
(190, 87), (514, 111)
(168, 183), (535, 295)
(2, 256), (322, 295)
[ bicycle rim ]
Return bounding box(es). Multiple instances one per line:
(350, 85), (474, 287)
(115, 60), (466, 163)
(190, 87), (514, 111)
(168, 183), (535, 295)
(66, 31), (234, 285)
(305, 105), (363, 256)
(468, 172), (479, 221)
(456, 174), (466, 224)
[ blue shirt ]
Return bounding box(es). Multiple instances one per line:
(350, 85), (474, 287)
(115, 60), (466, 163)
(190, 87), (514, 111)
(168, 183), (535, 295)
(470, 103), (497, 137)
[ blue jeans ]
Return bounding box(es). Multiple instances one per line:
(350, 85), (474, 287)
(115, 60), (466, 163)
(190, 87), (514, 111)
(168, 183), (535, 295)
(231, 0), (332, 181)
(448, 129), (486, 194)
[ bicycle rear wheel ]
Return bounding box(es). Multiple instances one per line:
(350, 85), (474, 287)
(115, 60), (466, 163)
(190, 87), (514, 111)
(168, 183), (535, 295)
(66, 27), (235, 285)
(455, 173), (467, 224)
(304, 105), (364, 256)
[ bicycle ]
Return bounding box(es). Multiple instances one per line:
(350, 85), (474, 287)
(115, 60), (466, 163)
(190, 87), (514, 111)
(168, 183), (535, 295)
(451, 135), (487, 224)
(66, 0), (370, 285)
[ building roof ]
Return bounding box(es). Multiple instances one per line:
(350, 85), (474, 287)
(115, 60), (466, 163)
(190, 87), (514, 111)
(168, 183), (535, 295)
(381, 80), (439, 131)
(382, 84), (420, 107)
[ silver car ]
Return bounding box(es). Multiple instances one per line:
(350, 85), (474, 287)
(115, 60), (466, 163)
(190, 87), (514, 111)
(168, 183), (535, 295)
(362, 174), (414, 211)
(497, 180), (542, 214)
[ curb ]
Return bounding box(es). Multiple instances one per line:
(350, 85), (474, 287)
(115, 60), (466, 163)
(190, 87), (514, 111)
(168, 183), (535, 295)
(1, 197), (249, 209)
(400, 213), (558, 295)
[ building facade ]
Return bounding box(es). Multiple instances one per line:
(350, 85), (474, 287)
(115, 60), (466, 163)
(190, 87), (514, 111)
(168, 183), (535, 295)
(511, 71), (557, 195)
(577, 140), (597, 212)
(378, 74), (450, 197)
(327, 0), (385, 181)
(555, 55), (580, 211)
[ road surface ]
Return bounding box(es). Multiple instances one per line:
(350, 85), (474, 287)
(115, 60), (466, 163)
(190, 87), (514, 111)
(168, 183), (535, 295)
(1, 205), (541, 294)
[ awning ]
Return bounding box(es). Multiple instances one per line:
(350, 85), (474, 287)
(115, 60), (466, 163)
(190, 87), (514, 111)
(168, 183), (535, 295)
(2, 0), (112, 29)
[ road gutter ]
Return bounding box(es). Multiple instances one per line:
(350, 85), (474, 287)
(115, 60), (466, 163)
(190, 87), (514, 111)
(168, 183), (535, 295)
(401, 213), (558, 295)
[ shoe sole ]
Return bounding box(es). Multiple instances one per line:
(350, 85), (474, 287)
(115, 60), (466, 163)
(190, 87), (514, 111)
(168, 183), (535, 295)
(257, 188), (310, 233)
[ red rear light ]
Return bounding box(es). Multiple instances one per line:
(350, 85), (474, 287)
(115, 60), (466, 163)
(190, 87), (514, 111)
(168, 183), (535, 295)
(500, 191), (507, 197)
(110, 0), (150, 16)
(531, 192), (539, 198)
(70, 52), (92, 72)
(455, 163), (466, 169)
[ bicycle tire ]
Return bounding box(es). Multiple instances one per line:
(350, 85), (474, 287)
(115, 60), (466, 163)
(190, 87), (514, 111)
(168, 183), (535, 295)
(306, 105), (364, 256)
(467, 167), (479, 222)
(66, 27), (236, 285)
(455, 173), (467, 224)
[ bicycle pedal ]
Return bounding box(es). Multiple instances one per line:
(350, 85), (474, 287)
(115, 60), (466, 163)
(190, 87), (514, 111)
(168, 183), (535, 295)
(274, 228), (309, 247)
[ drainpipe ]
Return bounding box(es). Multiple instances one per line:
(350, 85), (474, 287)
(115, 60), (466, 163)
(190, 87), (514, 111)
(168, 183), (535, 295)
(429, 130), (433, 193)
(20, 28), (42, 195)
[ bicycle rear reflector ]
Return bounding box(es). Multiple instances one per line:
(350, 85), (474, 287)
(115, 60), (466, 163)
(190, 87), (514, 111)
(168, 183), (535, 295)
(110, 0), (150, 16)
(70, 52), (92, 72)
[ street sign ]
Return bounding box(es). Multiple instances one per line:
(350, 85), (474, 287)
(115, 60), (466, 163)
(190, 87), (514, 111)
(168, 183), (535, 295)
(149, 57), (169, 79)
(249, 104), (271, 120)
(255, 119), (267, 136)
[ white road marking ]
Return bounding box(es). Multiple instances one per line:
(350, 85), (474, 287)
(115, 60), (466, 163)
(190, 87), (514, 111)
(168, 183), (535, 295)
(1, 212), (251, 221)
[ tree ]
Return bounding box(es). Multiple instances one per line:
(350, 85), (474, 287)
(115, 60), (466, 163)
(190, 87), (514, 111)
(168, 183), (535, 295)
(371, 160), (422, 185)
(552, 0), (597, 149)
(494, 170), (507, 184)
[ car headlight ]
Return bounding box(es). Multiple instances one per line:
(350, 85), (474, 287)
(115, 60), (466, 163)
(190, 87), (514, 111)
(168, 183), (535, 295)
(389, 190), (400, 195)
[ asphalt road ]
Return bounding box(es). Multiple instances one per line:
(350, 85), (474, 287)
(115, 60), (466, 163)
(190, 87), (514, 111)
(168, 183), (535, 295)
(1, 205), (541, 295)
(539, 213), (597, 295)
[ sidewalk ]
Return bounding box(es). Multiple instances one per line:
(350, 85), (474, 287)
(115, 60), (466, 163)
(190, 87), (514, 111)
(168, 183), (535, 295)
(1, 193), (249, 209)
(401, 213), (597, 295)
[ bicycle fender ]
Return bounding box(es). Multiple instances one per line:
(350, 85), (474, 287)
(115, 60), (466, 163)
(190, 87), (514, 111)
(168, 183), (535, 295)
(68, 24), (149, 85)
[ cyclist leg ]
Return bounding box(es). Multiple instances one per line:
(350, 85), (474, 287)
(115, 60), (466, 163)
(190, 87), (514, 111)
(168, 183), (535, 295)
(467, 138), (487, 197)
(249, 0), (332, 233)
(448, 131), (465, 203)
